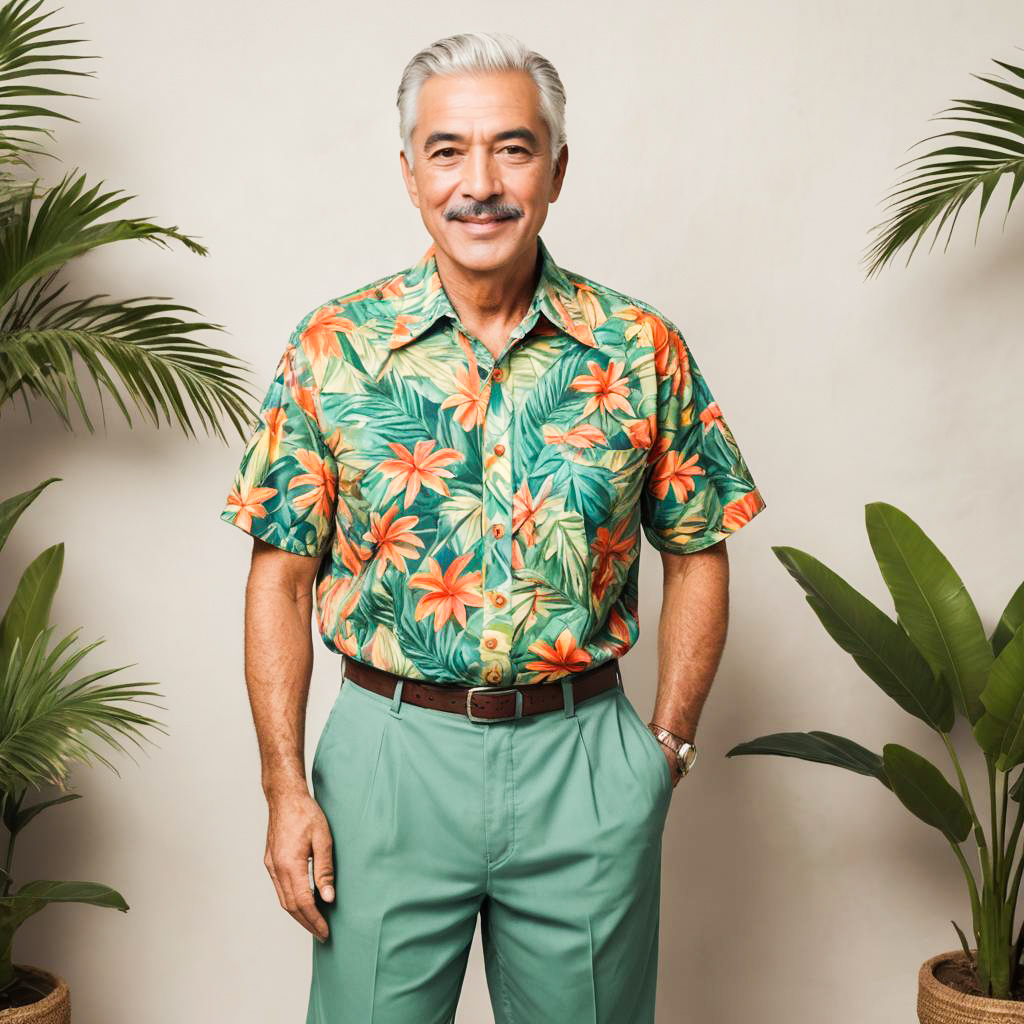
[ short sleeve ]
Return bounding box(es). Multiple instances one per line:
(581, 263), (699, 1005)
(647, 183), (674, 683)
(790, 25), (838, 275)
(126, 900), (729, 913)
(219, 328), (338, 557)
(640, 317), (766, 554)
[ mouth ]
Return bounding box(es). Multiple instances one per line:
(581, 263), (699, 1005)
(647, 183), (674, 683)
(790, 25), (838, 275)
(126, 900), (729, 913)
(456, 215), (514, 232)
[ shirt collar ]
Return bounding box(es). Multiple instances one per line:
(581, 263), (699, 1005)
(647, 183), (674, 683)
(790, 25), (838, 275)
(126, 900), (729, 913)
(389, 233), (596, 349)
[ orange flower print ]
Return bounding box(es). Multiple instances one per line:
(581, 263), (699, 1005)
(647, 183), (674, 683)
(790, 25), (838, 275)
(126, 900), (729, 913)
(225, 483), (278, 531)
(319, 575), (362, 634)
(335, 529), (371, 575)
(287, 449), (337, 520)
(512, 477), (553, 547)
(648, 449), (705, 503)
(408, 552), (484, 631)
(262, 406), (287, 464)
(591, 519), (636, 601)
(699, 402), (725, 433)
(619, 308), (675, 378)
(723, 490), (766, 531)
(440, 364), (489, 430)
(364, 505), (424, 576)
(300, 306), (354, 365)
(624, 413), (656, 450)
(667, 326), (690, 396)
(541, 423), (608, 448)
(525, 628), (592, 681)
(570, 359), (636, 417)
(388, 313), (424, 349)
(377, 440), (463, 508)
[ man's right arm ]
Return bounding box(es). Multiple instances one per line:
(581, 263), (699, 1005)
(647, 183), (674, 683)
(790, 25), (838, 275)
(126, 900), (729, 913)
(244, 536), (334, 943)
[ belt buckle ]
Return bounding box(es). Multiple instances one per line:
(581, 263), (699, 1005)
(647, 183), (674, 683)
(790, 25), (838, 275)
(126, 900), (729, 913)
(465, 685), (523, 723)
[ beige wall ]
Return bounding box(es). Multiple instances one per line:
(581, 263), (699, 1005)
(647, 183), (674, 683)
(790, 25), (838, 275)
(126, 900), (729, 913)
(4, 1), (1024, 1020)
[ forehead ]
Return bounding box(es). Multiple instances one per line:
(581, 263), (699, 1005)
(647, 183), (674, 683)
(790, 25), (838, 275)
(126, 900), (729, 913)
(416, 70), (544, 138)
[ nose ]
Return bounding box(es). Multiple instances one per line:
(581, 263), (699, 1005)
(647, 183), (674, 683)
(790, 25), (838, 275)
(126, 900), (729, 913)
(460, 145), (501, 203)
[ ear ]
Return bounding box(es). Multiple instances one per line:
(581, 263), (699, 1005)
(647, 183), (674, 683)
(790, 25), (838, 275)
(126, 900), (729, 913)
(400, 150), (421, 210)
(549, 143), (569, 204)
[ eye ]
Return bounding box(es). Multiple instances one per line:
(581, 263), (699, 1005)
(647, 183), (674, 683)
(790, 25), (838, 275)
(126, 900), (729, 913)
(431, 148), (459, 158)
(502, 145), (528, 154)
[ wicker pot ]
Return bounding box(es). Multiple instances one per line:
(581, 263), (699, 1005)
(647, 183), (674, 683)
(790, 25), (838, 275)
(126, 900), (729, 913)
(0, 966), (69, 1023)
(919, 950), (1024, 1023)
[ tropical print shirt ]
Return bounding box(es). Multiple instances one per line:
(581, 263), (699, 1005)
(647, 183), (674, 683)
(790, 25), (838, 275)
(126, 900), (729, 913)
(220, 235), (767, 687)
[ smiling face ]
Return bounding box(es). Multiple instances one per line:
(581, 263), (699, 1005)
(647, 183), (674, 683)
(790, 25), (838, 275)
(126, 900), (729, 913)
(400, 69), (568, 274)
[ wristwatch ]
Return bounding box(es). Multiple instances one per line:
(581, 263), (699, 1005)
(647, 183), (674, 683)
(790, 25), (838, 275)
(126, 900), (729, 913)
(648, 724), (698, 777)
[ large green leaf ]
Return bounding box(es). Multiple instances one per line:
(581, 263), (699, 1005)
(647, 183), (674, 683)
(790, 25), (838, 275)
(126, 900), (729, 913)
(0, 541), (62, 668)
(725, 730), (892, 788)
(0, 880), (128, 929)
(992, 581), (1024, 657)
(0, 476), (58, 553)
(974, 624), (1024, 770)
(882, 743), (972, 842)
(865, 502), (991, 724)
(773, 545), (953, 732)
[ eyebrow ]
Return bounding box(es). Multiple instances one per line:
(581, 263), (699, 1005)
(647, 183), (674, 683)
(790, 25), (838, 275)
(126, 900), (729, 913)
(422, 127), (540, 152)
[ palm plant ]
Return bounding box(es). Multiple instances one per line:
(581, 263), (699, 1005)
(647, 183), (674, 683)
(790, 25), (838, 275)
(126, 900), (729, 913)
(0, 0), (257, 438)
(727, 502), (1024, 1000)
(0, 477), (166, 1000)
(0, 0), (258, 1008)
(863, 50), (1024, 278)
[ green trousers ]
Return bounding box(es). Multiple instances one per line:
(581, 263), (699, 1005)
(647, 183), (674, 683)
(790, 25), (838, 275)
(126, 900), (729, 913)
(306, 665), (673, 1024)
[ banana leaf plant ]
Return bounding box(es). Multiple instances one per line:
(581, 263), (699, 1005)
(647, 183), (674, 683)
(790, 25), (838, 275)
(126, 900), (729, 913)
(0, 477), (166, 997)
(727, 501), (1024, 1000)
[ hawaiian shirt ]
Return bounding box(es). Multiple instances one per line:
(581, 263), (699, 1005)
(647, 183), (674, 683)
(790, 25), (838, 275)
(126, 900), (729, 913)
(220, 234), (767, 687)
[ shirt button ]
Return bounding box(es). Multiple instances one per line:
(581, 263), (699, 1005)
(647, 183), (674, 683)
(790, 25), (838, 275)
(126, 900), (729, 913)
(492, 367), (505, 382)
(492, 593), (507, 608)
(492, 524), (505, 539)
(494, 443), (506, 457)
(484, 637), (498, 650)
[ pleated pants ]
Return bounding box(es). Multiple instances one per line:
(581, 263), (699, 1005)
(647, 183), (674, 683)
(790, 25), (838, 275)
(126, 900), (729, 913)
(305, 665), (674, 1024)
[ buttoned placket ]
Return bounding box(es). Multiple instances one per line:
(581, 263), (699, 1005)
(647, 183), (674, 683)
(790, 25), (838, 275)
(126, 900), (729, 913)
(458, 313), (543, 686)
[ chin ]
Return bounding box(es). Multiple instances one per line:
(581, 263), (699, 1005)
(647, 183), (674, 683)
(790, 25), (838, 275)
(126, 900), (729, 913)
(441, 223), (528, 269)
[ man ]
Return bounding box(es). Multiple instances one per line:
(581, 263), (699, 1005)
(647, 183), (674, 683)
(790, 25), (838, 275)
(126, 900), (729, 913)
(220, 30), (765, 1024)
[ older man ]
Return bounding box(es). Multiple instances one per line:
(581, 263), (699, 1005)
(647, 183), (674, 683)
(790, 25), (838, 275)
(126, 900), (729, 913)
(221, 30), (766, 1024)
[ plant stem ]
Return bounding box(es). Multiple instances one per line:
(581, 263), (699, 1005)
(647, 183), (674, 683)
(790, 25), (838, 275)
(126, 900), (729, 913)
(950, 835), (984, 941)
(942, 733), (993, 894)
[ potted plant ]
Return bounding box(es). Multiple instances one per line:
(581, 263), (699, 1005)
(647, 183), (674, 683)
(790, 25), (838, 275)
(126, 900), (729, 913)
(0, 479), (168, 1018)
(0, 0), (258, 1015)
(727, 501), (1024, 1020)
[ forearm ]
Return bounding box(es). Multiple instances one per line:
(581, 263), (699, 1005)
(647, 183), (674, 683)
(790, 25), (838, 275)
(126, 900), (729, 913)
(651, 544), (730, 742)
(244, 567), (315, 800)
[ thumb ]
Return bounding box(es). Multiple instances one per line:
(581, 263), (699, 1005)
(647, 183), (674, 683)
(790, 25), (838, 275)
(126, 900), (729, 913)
(311, 826), (335, 902)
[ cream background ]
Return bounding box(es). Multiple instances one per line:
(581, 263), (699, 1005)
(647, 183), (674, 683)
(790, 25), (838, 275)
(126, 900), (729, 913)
(3, 2), (1024, 1020)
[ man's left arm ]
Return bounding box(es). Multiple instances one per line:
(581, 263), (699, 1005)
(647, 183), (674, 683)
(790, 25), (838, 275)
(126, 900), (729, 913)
(651, 541), (730, 785)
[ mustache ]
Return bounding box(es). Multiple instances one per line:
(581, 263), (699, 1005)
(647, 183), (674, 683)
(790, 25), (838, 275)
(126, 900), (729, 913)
(444, 203), (523, 221)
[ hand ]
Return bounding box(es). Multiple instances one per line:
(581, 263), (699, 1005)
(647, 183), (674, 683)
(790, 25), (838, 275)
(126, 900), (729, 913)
(264, 784), (335, 942)
(660, 742), (683, 788)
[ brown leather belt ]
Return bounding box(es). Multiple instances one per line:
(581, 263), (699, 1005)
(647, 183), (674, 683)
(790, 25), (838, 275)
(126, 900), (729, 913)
(342, 655), (621, 722)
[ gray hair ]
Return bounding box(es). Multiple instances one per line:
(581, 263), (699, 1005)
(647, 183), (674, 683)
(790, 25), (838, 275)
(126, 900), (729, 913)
(397, 32), (567, 172)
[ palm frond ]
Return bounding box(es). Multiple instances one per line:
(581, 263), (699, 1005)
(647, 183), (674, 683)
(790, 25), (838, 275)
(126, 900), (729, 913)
(0, 302), (260, 441)
(863, 52), (1024, 278)
(0, 625), (166, 792)
(0, 0), (98, 168)
(0, 167), (261, 440)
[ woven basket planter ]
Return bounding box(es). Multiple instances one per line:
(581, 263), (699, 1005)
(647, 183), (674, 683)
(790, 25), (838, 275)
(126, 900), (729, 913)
(919, 950), (1024, 1023)
(0, 966), (69, 1023)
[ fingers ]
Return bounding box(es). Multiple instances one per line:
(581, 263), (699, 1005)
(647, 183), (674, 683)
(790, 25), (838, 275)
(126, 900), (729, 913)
(280, 862), (329, 941)
(264, 816), (330, 942)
